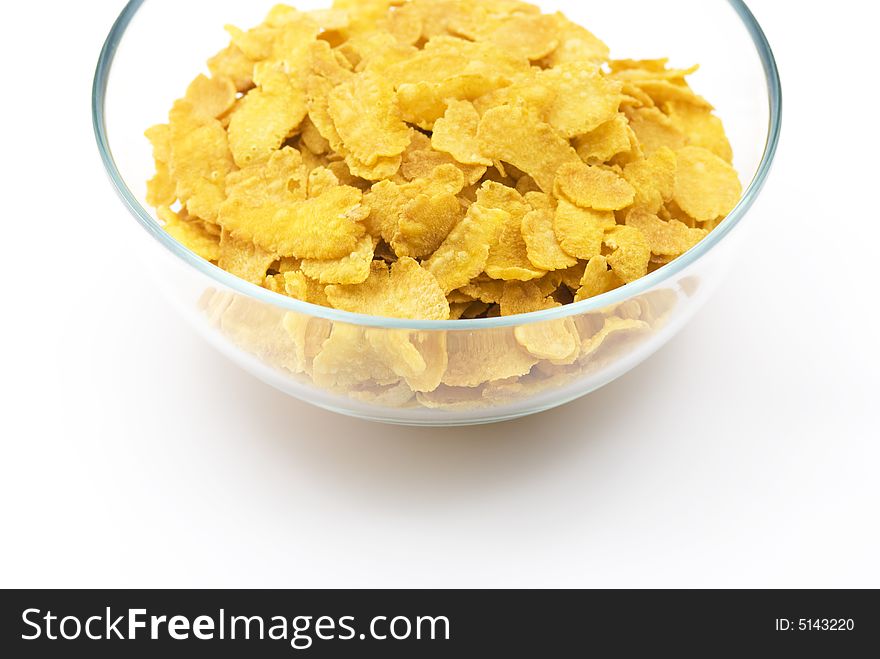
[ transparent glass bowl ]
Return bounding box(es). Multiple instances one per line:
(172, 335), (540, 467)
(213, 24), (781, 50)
(93, 0), (781, 426)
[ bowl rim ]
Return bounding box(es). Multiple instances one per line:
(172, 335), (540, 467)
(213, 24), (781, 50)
(93, 0), (782, 331)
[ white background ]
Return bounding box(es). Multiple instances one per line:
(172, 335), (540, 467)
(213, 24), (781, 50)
(1, 0), (877, 588)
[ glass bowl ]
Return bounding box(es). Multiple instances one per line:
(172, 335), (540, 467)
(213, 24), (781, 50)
(93, 0), (781, 426)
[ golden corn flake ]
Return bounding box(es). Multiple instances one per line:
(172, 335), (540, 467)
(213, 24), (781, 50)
(634, 80), (712, 111)
(624, 106), (687, 155)
(521, 208), (577, 271)
(158, 207), (221, 263)
(610, 60), (699, 86)
(424, 203), (504, 293)
(306, 166), (341, 198)
(224, 183), (367, 259)
(432, 100), (493, 166)
(442, 329), (538, 387)
(673, 146), (742, 222)
(580, 317), (650, 361)
(282, 271), (331, 306)
(404, 331), (449, 392)
(363, 161), (464, 242)
(574, 256), (622, 302)
(664, 101), (733, 163)
(279, 313), (332, 374)
(553, 262), (584, 291)
(554, 199), (615, 260)
(392, 192), (464, 258)
(477, 103), (580, 193)
(326, 258), (450, 320)
(465, 13), (560, 61)
(397, 73), (509, 130)
(226, 146), (308, 206)
(459, 279), (505, 304)
(554, 162), (635, 211)
(328, 70), (412, 166)
(622, 147), (678, 214)
(218, 296), (302, 373)
(300, 116), (331, 155)
(543, 13), (609, 66)
(501, 282), (580, 363)
(573, 114), (635, 164)
(382, 3), (423, 45)
(538, 62), (622, 138)
(365, 328), (433, 382)
(145, 125), (176, 208)
(167, 105), (235, 224)
(390, 0), (469, 42)
(149, 0), (739, 347)
(348, 381), (417, 407)
(228, 64), (308, 167)
(401, 132), (486, 184)
(184, 74), (237, 123)
(365, 329), (448, 393)
(301, 234), (377, 284)
(499, 281), (555, 316)
(524, 190), (553, 211)
(312, 324), (398, 388)
(604, 226), (651, 283)
(516, 318), (580, 363)
(208, 44), (256, 93)
(480, 183), (547, 281)
(625, 207), (707, 258)
(217, 231), (277, 285)
(333, 0), (397, 37)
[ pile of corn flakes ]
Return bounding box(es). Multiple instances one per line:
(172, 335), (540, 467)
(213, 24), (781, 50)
(146, 0), (741, 409)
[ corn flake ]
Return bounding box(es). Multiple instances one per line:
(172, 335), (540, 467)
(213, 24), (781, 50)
(328, 70), (412, 166)
(479, 183), (547, 281)
(624, 106), (687, 155)
(477, 103), (580, 193)
(392, 192), (465, 258)
(184, 74), (237, 123)
(543, 13), (609, 67)
(282, 271), (331, 306)
(573, 114), (635, 164)
(580, 317), (650, 361)
(554, 161), (635, 211)
(301, 234), (377, 284)
(223, 181), (367, 259)
(228, 64), (308, 167)
(625, 207), (707, 258)
(516, 318), (580, 363)
(521, 208), (577, 271)
(664, 101), (733, 163)
(312, 324), (398, 388)
(604, 226), (651, 283)
(574, 256), (622, 302)
(208, 45), (256, 93)
(673, 146), (742, 222)
(326, 258), (450, 319)
(167, 102), (235, 223)
(424, 202), (504, 293)
(158, 206), (221, 263)
(539, 62), (622, 138)
(442, 329), (538, 387)
(366, 329), (448, 392)
(622, 147), (677, 214)
(432, 100), (493, 166)
(554, 199), (615, 260)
